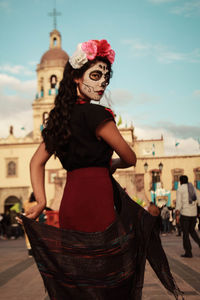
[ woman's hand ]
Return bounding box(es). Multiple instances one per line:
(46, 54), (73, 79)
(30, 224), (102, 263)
(25, 203), (46, 220)
(16, 203), (45, 225)
(16, 143), (51, 225)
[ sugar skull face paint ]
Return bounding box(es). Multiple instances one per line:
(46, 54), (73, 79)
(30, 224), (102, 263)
(76, 61), (110, 101)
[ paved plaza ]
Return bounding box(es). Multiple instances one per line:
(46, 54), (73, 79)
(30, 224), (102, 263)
(0, 232), (200, 300)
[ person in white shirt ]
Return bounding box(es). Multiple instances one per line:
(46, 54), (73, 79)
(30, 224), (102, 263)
(176, 175), (200, 258)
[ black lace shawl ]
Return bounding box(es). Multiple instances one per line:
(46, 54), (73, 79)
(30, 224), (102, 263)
(22, 177), (183, 300)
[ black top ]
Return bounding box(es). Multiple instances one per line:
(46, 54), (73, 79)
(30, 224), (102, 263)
(58, 103), (115, 171)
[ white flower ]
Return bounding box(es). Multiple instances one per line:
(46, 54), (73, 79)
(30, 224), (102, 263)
(69, 43), (88, 69)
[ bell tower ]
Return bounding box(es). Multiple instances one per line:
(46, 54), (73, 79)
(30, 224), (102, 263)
(50, 29), (61, 49)
(32, 29), (69, 141)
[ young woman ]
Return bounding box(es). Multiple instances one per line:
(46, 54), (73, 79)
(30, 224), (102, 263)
(25, 41), (136, 230)
(21, 39), (183, 299)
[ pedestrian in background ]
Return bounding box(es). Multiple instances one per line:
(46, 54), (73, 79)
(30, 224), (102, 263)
(0, 214), (3, 239)
(174, 201), (182, 236)
(197, 209), (200, 231)
(161, 204), (170, 236)
(3, 211), (11, 238)
(176, 175), (200, 258)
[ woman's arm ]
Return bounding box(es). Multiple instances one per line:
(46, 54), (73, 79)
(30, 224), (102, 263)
(96, 121), (137, 173)
(27, 142), (51, 219)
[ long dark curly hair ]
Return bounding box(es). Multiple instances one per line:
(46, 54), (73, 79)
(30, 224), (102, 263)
(42, 56), (112, 156)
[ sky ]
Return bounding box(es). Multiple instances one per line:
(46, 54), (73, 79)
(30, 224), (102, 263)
(0, 0), (200, 155)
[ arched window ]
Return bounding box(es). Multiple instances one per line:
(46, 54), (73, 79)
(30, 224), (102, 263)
(53, 37), (57, 46)
(149, 169), (162, 204)
(39, 77), (44, 97)
(50, 75), (57, 89)
(194, 167), (200, 190)
(4, 196), (21, 215)
(151, 170), (160, 191)
(41, 112), (49, 131)
(7, 161), (16, 176)
(43, 112), (49, 123)
(41, 86), (44, 97)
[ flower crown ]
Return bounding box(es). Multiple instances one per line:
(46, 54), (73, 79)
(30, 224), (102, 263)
(69, 39), (115, 69)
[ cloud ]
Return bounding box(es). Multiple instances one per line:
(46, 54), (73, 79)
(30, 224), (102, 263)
(157, 121), (200, 139)
(134, 93), (159, 104)
(134, 126), (164, 140)
(103, 89), (159, 107)
(0, 73), (36, 130)
(115, 112), (200, 155)
(122, 39), (200, 64)
(0, 73), (36, 95)
(110, 89), (134, 104)
(122, 39), (153, 57)
(0, 92), (33, 117)
(0, 72), (35, 138)
(0, 64), (34, 76)
(164, 136), (200, 155)
(100, 89), (134, 108)
(28, 61), (38, 67)
(115, 108), (200, 146)
(0, 109), (33, 138)
(134, 124), (200, 155)
(171, 0), (200, 17)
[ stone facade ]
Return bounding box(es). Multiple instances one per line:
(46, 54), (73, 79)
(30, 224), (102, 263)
(136, 153), (200, 207)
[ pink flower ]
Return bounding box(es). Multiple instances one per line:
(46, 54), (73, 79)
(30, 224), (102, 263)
(107, 49), (115, 64)
(97, 39), (111, 57)
(81, 40), (98, 60)
(77, 39), (115, 65)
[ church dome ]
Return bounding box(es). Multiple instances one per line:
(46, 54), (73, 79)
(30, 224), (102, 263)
(40, 48), (69, 67)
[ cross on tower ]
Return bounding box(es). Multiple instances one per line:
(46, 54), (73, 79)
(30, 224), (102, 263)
(48, 4), (61, 29)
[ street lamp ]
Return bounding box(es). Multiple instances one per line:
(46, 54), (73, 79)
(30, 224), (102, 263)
(144, 162), (148, 173)
(159, 162), (163, 172)
(152, 171), (156, 204)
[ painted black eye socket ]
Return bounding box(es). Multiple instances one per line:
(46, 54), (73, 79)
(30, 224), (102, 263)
(105, 73), (110, 83)
(89, 71), (111, 84)
(89, 71), (102, 81)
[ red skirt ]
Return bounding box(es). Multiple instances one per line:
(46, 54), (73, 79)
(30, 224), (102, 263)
(59, 167), (115, 232)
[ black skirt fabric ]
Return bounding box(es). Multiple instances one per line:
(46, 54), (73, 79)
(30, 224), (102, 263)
(22, 178), (183, 300)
